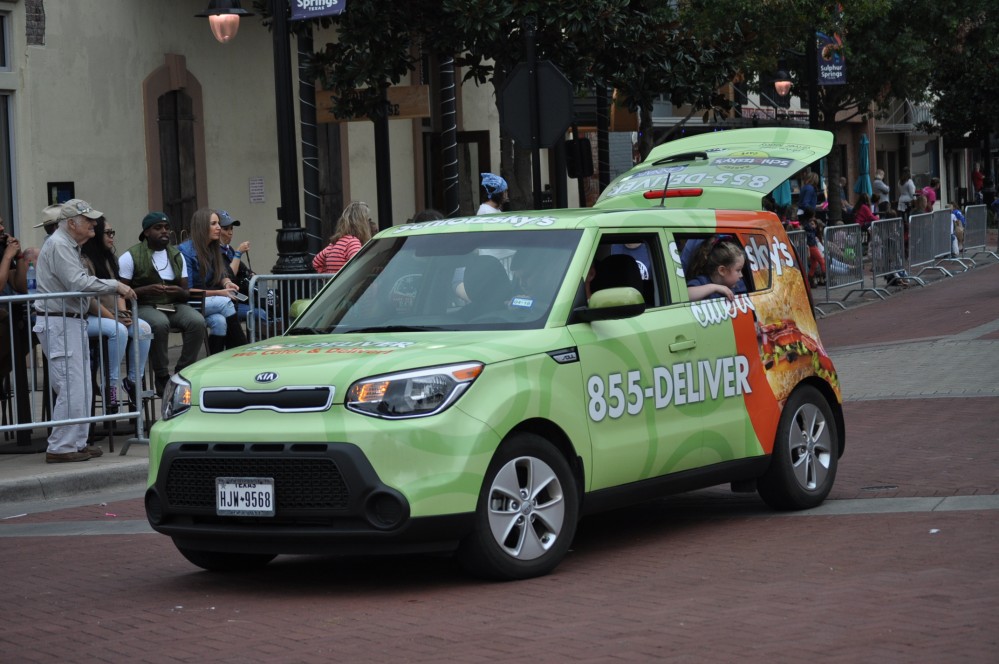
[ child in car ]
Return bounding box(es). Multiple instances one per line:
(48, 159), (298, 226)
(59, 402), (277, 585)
(685, 237), (746, 302)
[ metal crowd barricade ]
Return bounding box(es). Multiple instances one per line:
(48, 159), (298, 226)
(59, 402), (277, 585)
(245, 273), (336, 342)
(867, 217), (912, 291)
(932, 208), (972, 272)
(786, 229), (809, 280)
(0, 290), (148, 455)
(962, 204), (999, 263)
(813, 223), (883, 314)
(907, 211), (953, 279)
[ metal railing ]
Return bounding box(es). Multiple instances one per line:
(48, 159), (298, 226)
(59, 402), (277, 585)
(786, 229), (809, 280)
(813, 223), (884, 314)
(867, 217), (908, 292)
(907, 210), (954, 279)
(245, 273), (336, 342)
(1, 291), (149, 454)
(962, 204), (999, 264)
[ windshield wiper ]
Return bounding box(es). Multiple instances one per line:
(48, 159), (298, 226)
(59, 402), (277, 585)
(343, 325), (445, 333)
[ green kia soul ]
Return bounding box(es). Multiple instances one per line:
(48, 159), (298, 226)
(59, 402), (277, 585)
(146, 128), (845, 579)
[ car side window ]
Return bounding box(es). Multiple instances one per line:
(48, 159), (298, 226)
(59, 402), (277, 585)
(591, 233), (668, 308)
(674, 232), (757, 296)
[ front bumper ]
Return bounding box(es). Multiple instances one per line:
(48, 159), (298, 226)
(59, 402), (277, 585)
(145, 441), (474, 555)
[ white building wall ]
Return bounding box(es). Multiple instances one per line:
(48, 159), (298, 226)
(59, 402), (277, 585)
(5, 1), (496, 269)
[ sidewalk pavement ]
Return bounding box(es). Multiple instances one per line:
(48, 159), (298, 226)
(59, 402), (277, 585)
(1, 252), (997, 514)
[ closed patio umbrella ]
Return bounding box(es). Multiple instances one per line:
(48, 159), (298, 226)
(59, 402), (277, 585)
(853, 134), (872, 197)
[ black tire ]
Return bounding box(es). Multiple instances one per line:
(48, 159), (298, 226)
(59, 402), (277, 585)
(457, 433), (579, 580)
(174, 542), (276, 572)
(758, 385), (839, 510)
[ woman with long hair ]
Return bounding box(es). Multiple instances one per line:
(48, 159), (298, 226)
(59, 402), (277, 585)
(313, 201), (372, 274)
(81, 217), (153, 410)
(178, 208), (246, 353)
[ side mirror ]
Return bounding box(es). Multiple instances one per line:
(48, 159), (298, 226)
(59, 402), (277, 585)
(572, 287), (646, 323)
(289, 298), (312, 320)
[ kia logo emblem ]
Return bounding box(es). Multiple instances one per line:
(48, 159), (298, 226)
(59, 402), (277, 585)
(255, 372), (278, 383)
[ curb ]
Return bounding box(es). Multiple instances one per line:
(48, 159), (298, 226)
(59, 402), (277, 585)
(0, 459), (148, 506)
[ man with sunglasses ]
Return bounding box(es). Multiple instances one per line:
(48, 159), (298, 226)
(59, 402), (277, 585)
(33, 199), (137, 463)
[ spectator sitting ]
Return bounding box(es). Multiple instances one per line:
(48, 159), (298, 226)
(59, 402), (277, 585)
(178, 208), (247, 353)
(803, 211), (826, 288)
(685, 237), (747, 302)
(118, 211), (206, 396)
(217, 210), (257, 323)
(313, 201), (372, 274)
(852, 193), (879, 232)
(81, 217), (153, 411)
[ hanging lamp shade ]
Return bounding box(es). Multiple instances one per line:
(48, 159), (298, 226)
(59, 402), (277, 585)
(196, 0), (255, 44)
(774, 70), (792, 97)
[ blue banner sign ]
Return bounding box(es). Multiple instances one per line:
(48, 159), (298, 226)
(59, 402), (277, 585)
(291, 0), (346, 21)
(816, 31), (846, 85)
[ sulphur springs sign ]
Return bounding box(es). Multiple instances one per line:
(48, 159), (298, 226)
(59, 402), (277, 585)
(291, 0), (346, 21)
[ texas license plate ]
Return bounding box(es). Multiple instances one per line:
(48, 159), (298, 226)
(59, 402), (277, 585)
(216, 477), (275, 516)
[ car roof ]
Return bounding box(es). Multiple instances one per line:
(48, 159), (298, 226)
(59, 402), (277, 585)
(385, 207), (779, 237)
(595, 127), (834, 211)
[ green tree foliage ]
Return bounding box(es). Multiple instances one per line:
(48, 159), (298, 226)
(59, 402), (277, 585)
(291, 0), (748, 204)
(919, 1), (999, 143)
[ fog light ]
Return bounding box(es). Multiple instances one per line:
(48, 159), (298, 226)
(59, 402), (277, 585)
(145, 489), (163, 525)
(365, 491), (406, 529)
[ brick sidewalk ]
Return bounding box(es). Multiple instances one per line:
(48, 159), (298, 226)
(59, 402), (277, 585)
(1, 251), (997, 662)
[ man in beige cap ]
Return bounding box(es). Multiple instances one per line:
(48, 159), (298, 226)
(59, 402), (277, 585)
(32, 199), (137, 463)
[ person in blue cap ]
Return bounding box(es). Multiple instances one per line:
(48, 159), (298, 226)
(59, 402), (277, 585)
(478, 172), (509, 215)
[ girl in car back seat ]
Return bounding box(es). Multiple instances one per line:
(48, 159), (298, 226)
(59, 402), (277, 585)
(685, 237), (747, 302)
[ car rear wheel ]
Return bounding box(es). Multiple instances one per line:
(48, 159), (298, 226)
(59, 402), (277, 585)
(174, 542), (277, 572)
(458, 433), (579, 580)
(758, 385), (838, 510)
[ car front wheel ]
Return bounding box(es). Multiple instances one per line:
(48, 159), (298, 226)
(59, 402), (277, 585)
(458, 433), (579, 580)
(758, 384), (839, 510)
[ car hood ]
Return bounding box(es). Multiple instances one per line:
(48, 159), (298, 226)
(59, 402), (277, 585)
(595, 127), (833, 211)
(180, 329), (572, 398)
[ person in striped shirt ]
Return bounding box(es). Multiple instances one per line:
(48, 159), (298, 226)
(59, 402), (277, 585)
(313, 201), (373, 274)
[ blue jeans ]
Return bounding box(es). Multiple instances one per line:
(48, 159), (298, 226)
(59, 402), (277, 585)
(86, 316), (152, 384)
(203, 295), (236, 336)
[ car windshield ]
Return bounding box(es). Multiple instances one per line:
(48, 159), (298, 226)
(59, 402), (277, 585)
(288, 229), (583, 334)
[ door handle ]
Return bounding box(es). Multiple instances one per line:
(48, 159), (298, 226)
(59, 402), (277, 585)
(669, 338), (697, 352)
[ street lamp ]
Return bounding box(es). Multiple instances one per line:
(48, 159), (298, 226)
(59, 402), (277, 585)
(197, 0), (309, 273)
(196, 0), (253, 44)
(773, 64), (792, 98)
(771, 46), (819, 130)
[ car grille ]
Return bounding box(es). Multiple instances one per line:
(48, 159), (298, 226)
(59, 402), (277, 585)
(200, 386), (333, 413)
(165, 456), (349, 511)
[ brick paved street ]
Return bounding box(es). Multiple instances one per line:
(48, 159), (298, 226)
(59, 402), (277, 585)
(1, 262), (997, 662)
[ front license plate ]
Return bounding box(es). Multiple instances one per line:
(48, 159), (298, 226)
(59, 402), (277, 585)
(216, 477), (275, 517)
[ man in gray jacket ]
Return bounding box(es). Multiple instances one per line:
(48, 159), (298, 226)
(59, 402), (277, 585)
(33, 199), (136, 463)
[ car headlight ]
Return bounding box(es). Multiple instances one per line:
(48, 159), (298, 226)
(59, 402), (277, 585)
(161, 374), (192, 421)
(346, 362), (483, 419)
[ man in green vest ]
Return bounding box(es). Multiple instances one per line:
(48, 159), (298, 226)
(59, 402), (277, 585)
(118, 212), (206, 395)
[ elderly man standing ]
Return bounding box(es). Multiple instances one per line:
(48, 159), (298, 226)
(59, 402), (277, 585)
(33, 199), (136, 463)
